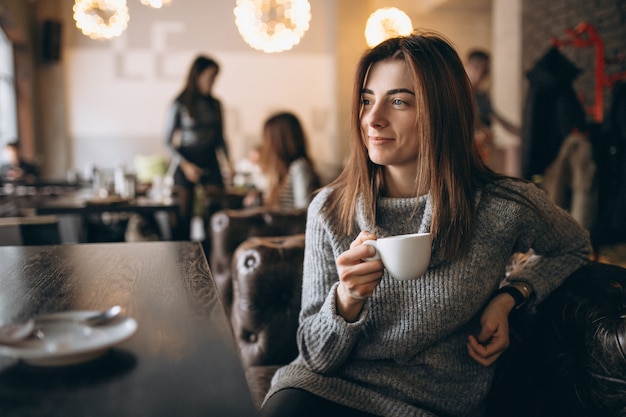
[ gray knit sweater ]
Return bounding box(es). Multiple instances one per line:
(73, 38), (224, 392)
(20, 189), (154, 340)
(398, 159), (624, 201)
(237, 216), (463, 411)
(265, 178), (591, 417)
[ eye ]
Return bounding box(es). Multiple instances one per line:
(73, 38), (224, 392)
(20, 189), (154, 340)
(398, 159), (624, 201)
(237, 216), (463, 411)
(361, 97), (372, 106)
(392, 98), (406, 106)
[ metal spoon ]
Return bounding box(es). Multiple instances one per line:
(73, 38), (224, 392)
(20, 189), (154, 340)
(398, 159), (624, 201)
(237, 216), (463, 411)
(82, 305), (122, 326)
(0, 305), (123, 345)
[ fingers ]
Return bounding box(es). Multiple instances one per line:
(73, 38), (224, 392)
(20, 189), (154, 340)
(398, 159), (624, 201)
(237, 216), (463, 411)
(468, 295), (513, 367)
(338, 272), (382, 300)
(335, 260), (382, 322)
(181, 160), (204, 183)
(467, 325), (510, 367)
(349, 230), (377, 249)
(475, 321), (498, 345)
(336, 257), (383, 300)
(467, 335), (500, 367)
(337, 245), (378, 268)
(339, 231), (378, 267)
(336, 230), (383, 302)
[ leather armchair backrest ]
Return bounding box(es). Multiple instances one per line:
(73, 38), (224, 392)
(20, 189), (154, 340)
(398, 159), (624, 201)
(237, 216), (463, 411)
(231, 234), (305, 367)
(487, 261), (626, 417)
(209, 207), (307, 317)
(532, 261), (626, 415)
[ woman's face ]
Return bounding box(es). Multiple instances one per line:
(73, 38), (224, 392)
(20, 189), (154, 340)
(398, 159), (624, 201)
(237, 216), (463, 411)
(197, 66), (217, 95)
(360, 59), (420, 171)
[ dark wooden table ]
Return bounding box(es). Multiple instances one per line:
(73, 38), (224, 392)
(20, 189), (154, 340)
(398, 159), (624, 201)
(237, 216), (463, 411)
(33, 191), (179, 217)
(0, 241), (257, 416)
(31, 189), (180, 242)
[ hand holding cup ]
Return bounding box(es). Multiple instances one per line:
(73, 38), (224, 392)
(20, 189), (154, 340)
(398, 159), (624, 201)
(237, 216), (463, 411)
(362, 232), (432, 281)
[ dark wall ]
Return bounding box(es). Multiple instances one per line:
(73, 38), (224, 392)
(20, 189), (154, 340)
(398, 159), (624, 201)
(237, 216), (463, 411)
(522, 0), (626, 123)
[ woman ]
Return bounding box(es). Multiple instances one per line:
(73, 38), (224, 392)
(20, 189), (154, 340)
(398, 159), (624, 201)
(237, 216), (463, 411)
(245, 112), (319, 209)
(165, 55), (231, 239)
(260, 32), (591, 417)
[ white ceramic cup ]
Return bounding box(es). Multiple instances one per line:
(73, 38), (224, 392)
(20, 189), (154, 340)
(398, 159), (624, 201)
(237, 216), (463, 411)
(363, 232), (432, 281)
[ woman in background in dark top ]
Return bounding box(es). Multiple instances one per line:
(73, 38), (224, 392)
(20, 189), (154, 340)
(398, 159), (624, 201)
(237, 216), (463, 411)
(165, 55), (232, 240)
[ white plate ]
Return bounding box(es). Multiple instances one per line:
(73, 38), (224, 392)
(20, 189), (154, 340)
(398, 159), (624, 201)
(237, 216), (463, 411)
(0, 311), (137, 366)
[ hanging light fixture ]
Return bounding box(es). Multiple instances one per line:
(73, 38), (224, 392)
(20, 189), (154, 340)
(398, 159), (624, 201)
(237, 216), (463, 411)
(73, 0), (130, 40)
(364, 7), (413, 48)
(139, 0), (172, 8)
(233, 0), (311, 53)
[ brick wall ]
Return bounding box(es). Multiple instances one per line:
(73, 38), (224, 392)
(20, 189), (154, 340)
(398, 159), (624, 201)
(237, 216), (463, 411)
(522, 0), (626, 123)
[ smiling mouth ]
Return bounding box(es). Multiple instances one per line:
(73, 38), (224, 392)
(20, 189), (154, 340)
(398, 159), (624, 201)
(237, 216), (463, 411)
(369, 136), (394, 144)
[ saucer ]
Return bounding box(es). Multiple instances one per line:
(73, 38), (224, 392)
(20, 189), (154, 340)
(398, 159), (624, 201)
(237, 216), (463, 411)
(0, 311), (137, 366)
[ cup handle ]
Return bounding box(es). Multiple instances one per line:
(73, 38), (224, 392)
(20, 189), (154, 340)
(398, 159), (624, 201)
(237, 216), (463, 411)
(361, 240), (380, 261)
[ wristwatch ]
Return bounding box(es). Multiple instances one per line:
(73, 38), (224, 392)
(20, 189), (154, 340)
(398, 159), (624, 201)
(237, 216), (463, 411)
(494, 281), (532, 309)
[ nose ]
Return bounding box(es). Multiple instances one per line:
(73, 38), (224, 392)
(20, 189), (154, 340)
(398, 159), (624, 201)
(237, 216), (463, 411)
(362, 102), (388, 129)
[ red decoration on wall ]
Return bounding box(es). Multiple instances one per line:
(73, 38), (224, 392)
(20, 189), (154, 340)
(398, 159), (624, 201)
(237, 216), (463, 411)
(552, 22), (626, 123)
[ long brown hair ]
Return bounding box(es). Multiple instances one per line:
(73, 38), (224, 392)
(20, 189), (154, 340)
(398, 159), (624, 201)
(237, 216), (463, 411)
(322, 31), (501, 260)
(259, 112), (318, 206)
(178, 55), (219, 119)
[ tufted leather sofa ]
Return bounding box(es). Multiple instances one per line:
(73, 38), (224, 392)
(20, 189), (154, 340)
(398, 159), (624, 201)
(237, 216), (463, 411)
(229, 234), (305, 407)
(209, 206), (307, 319)
(228, 232), (626, 416)
(487, 260), (626, 417)
(231, 234), (305, 368)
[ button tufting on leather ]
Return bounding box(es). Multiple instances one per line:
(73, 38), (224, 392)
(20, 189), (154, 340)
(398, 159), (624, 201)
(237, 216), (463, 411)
(211, 213), (229, 231)
(244, 253), (258, 268)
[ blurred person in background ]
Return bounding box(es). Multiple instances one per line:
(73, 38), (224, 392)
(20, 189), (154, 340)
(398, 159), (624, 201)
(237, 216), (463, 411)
(165, 55), (233, 240)
(1, 141), (39, 183)
(464, 49), (520, 165)
(244, 112), (319, 209)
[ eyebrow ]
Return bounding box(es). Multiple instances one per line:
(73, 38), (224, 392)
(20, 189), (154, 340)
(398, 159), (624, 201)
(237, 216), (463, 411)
(361, 88), (415, 96)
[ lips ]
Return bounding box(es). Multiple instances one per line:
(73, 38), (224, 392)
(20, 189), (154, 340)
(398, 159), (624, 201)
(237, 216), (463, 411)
(369, 136), (395, 145)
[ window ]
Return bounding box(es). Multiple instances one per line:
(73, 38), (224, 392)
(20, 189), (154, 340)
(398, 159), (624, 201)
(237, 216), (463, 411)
(0, 26), (17, 149)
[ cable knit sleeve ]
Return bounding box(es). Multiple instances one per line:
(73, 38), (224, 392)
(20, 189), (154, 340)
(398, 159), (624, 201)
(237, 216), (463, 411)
(296, 189), (367, 374)
(499, 180), (592, 304)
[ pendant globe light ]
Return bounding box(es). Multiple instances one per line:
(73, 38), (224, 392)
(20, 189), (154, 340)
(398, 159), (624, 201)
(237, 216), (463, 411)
(234, 0), (312, 53)
(364, 7), (413, 48)
(73, 0), (130, 40)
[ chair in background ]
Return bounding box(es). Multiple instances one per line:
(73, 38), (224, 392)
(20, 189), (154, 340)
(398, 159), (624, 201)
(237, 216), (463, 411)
(0, 215), (61, 246)
(230, 234), (306, 408)
(209, 206), (307, 318)
(231, 234), (305, 367)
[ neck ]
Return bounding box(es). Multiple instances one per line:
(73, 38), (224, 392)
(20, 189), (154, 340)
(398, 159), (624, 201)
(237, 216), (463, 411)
(382, 166), (427, 198)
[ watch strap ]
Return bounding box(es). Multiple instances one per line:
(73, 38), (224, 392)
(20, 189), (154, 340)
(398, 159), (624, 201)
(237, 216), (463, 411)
(494, 285), (527, 309)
